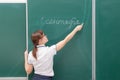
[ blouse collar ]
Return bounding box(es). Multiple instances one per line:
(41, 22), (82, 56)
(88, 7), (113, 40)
(37, 44), (45, 48)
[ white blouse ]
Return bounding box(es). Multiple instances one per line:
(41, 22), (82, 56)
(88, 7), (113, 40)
(28, 45), (57, 76)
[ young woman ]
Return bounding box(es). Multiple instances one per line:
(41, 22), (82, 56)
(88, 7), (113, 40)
(24, 24), (83, 80)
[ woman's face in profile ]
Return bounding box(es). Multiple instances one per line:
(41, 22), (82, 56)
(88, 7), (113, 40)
(41, 34), (48, 44)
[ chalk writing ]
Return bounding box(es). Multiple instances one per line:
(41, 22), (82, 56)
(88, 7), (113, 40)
(40, 17), (81, 28)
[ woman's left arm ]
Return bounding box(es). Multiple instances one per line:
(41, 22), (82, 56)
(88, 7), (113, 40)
(24, 50), (33, 75)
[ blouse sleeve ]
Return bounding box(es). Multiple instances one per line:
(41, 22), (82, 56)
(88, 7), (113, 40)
(49, 45), (57, 55)
(28, 51), (33, 65)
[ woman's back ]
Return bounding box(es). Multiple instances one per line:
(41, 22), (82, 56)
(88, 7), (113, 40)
(28, 45), (56, 76)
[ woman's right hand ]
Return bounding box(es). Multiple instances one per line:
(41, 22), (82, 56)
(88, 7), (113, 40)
(75, 23), (83, 31)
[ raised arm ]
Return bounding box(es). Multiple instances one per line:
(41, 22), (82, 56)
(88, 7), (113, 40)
(56, 24), (83, 51)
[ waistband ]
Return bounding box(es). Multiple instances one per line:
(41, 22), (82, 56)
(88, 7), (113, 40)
(33, 74), (53, 78)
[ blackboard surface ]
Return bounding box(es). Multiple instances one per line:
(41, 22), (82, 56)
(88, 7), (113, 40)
(28, 0), (92, 80)
(96, 0), (120, 80)
(0, 3), (26, 77)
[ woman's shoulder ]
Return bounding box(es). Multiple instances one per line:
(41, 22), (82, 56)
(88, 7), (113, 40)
(28, 51), (33, 56)
(49, 44), (56, 48)
(47, 44), (57, 53)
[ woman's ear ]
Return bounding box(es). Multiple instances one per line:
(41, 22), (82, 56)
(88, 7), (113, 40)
(39, 39), (42, 44)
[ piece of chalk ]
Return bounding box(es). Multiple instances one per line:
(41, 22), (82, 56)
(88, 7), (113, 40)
(81, 23), (84, 26)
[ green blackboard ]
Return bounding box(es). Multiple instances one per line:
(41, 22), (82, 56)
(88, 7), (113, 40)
(28, 0), (92, 80)
(96, 0), (120, 80)
(0, 3), (26, 77)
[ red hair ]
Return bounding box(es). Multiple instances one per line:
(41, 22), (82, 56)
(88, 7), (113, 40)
(31, 30), (44, 59)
